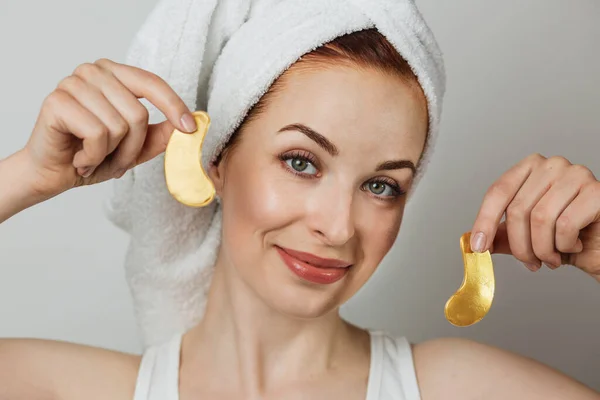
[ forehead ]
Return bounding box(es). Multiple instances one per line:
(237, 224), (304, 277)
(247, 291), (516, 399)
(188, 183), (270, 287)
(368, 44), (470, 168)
(260, 66), (428, 161)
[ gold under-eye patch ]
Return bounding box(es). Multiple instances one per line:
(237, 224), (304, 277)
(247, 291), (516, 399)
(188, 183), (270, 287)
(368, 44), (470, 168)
(164, 111), (216, 207)
(444, 232), (495, 327)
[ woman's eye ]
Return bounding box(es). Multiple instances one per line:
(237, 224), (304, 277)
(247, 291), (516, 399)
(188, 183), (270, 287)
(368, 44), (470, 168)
(286, 157), (318, 175)
(366, 181), (397, 197)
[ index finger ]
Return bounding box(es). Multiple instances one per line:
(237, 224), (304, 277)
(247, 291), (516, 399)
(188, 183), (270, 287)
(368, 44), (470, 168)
(94, 58), (197, 133)
(470, 156), (537, 253)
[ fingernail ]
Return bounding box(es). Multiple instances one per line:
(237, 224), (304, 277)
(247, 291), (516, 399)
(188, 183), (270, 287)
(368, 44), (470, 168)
(80, 167), (94, 178)
(524, 262), (539, 272)
(114, 168), (127, 179)
(544, 262), (559, 270)
(471, 232), (486, 253)
(180, 113), (197, 133)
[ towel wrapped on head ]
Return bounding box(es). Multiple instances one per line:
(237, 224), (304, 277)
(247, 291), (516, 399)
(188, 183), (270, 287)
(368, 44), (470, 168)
(105, 0), (446, 348)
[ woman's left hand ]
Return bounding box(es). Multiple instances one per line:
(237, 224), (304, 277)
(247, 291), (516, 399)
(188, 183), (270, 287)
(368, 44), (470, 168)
(469, 153), (600, 282)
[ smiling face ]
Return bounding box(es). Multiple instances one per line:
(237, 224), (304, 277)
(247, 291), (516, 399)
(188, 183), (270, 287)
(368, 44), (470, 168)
(208, 64), (428, 318)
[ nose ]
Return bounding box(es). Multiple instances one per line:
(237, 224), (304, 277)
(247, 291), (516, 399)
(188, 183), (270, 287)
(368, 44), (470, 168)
(306, 182), (356, 247)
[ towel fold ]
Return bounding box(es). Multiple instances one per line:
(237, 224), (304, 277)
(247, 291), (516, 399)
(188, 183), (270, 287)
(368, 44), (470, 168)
(105, 0), (446, 348)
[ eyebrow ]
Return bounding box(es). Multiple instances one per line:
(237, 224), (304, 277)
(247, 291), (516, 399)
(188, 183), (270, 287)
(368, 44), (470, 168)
(277, 124), (339, 156)
(376, 160), (416, 175)
(277, 123), (416, 175)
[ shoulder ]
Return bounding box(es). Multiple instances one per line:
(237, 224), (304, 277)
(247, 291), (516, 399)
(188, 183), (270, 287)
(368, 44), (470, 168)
(411, 337), (599, 400)
(0, 337), (141, 400)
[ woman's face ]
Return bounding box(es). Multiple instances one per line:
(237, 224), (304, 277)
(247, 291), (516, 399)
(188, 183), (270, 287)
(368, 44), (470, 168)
(208, 64), (428, 318)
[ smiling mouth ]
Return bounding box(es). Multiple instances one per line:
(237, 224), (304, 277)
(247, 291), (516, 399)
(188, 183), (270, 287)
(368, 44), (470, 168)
(275, 245), (352, 285)
(276, 246), (352, 268)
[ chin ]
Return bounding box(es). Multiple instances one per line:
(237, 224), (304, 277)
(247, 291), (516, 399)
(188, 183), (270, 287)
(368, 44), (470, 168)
(263, 279), (348, 319)
(253, 247), (357, 319)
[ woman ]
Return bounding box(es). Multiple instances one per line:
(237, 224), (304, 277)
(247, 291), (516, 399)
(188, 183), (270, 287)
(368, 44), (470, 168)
(0, 25), (598, 400)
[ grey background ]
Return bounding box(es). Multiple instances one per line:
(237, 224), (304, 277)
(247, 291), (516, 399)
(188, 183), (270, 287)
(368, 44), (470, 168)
(1, 0), (599, 391)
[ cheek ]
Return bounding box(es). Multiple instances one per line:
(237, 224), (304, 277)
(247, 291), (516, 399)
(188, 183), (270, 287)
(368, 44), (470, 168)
(221, 158), (300, 246)
(360, 205), (404, 266)
(337, 205), (404, 304)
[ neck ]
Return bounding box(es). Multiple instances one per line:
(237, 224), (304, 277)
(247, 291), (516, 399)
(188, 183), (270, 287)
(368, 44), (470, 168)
(183, 249), (369, 396)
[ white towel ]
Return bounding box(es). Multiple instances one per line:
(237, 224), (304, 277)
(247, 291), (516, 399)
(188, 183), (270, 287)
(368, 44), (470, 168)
(105, 0), (446, 348)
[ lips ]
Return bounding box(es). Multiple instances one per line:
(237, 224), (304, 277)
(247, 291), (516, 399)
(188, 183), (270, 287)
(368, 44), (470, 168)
(275, 246), (352, 285)
(279, 247), (352, 268)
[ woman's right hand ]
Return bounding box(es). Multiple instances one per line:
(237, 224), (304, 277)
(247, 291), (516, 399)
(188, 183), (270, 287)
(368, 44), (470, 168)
(21, 58), (198, 199)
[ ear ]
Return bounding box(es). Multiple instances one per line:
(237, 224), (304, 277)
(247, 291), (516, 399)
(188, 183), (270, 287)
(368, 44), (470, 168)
(207, 160), (225, 198)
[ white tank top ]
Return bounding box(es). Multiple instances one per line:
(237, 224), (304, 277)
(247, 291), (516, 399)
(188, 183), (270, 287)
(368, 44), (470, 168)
(133, 330), (421, 400)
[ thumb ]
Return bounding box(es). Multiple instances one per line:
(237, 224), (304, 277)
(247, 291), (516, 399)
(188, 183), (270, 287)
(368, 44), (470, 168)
(135, 119), (179, 166)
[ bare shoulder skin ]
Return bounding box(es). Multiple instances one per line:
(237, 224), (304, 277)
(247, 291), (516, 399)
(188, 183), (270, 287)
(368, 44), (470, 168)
(413, 337), (600, 400)
(0, 338), (140, 400)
